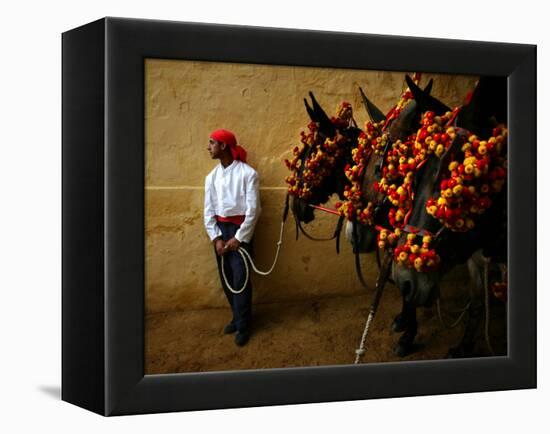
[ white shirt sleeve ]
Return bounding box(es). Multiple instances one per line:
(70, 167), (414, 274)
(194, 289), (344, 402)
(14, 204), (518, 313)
(234, 170), (261, 243)
(204, 174), (222, 241)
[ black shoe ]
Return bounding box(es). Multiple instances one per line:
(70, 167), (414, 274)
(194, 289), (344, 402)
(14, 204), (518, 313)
(223, 322), (237, 334)
(234, 331), (250, 347)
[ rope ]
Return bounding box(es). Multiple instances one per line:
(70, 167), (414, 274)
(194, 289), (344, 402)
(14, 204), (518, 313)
(220, 247), (250, 294)
(354, 308), (375, 364)
(436, 296), (471, 329)
(241, 221), (284, 276)
(220, 221), (285, 294)
(354, 250), (392, 364)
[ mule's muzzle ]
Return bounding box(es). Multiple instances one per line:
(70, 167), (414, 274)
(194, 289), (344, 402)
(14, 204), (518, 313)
(392, 264), (440, 307)
(291, 197), (315, 224)
(345, 221), (378, 253)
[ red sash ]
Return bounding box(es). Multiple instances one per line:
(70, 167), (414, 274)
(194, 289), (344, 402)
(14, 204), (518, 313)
(215, 215), (245, 226)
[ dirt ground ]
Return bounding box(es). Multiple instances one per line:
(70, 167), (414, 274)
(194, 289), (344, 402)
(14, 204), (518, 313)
(145, 273), (507, 374)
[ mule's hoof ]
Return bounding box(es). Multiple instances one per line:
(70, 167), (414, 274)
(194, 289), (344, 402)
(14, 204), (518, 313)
(446, 346), (464, 359)
(446, 344), (474, 359)
(393, 342), (413, 358)
(391, 314), (407, 333)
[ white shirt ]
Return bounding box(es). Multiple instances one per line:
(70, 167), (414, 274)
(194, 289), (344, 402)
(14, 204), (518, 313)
(204, 160), (261, 243)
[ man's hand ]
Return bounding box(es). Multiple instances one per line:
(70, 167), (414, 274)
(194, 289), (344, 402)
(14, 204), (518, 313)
(214, 238), (226, 256)
(224, 237), (241, 252)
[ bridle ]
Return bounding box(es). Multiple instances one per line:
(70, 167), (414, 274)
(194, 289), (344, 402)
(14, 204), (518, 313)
(290, 123), (354, 246)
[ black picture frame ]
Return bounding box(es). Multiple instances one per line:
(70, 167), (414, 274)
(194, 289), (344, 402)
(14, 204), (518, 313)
(62, 17), (536, 416)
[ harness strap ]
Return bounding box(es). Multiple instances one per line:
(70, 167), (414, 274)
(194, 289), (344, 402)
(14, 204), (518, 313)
(296, 219), (338, 242)
(402, 224), (435, 238)
(282, 192), (290, 223)
(335, 215), (345, 254)
(444, 106), (462, 128)
(308, 203), (341, 216)
(352, 220), (370, 290)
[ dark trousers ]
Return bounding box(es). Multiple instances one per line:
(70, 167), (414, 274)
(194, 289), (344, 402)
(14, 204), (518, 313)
(214, 221), (253, 332)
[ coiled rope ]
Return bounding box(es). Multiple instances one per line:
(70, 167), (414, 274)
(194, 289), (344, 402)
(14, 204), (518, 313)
(220, 220), (285, 294)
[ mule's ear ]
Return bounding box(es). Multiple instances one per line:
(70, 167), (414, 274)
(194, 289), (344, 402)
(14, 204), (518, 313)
(359, 86), (386, 123)
(457, 76), (507, 136)
(304, 97), (316, 121)
(469, 76), (506, 119)
(423, 78), (434, 95)
(308, 91), (336, 137)
(309, 91), (330, 122)
(405, 75), (450, 115)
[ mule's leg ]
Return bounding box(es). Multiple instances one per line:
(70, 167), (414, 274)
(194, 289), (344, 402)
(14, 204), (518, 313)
(447, 252), (484, 358)
(392, 297), (409, 332)
(394, 301), (418, 357)
(447, 302), (484, 358)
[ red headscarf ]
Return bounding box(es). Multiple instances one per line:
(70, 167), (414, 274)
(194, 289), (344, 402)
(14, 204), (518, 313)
(209, 129), (248, 163)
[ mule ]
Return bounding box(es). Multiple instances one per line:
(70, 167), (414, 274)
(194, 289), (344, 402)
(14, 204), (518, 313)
(390, 76), (508, 357)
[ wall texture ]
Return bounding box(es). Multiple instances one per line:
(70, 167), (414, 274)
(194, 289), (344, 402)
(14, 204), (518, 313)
(145, 59), (477, 314)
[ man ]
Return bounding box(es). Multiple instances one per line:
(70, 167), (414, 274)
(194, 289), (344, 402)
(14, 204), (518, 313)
(204, 129), (261, 347)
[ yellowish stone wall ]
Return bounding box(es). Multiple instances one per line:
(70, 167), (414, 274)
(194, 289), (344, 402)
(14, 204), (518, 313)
(145, 59), (477, 314)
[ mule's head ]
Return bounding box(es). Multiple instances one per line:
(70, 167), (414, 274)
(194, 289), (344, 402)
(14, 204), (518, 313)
(343, 86), (390, 252)
(288, 92), (360, 224)
(390, 155), (487, 306)
(391, 152), (449, 306)
(348, 78), (441, 253)
(389, 76), (452, 305)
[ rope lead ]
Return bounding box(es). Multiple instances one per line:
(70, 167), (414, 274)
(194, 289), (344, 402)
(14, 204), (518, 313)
(221, 221), (285, 294)
(354, 250), (392, 364)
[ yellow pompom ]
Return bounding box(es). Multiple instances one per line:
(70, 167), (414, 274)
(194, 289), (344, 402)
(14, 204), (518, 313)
(452, 185), (463, 196)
